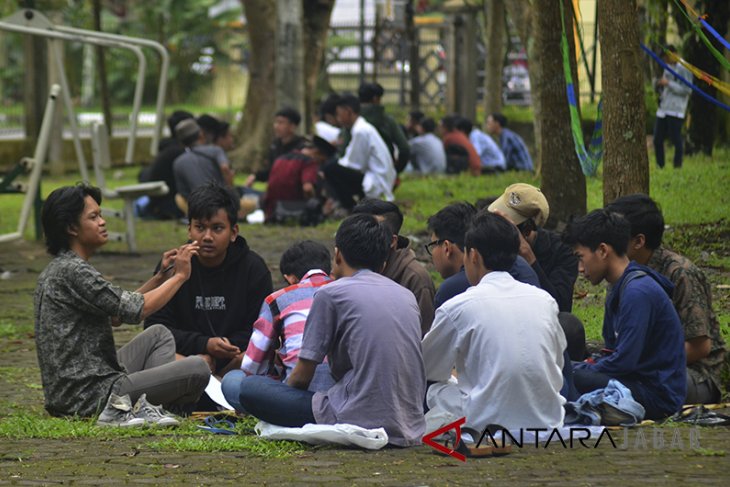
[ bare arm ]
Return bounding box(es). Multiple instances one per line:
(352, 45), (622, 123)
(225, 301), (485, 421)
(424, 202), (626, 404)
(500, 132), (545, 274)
(287, 358), (318, 390)
(140, 242), (199, 319)
(685, 336), (712, 365)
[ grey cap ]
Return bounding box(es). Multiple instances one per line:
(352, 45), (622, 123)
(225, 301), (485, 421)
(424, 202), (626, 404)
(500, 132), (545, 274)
(175, 118), (201, 141)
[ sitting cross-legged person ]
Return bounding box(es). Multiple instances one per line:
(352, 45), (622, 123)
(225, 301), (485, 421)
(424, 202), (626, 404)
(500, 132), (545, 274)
(221, 240), (335, 410)
(34, 184), (210, 426)
(423, 211), (567, 433)
(562, 210), (686, 420)
(236, 214), (426, 447)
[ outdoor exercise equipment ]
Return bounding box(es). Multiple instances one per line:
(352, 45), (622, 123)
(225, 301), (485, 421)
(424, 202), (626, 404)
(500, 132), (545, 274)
(0, 8), (170, 173)
(90, 121), (168, 253)
(0, 85), (59, 244)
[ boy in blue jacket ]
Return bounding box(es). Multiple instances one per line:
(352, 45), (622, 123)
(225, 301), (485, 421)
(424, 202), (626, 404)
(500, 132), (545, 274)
(562, 210), (686, 419)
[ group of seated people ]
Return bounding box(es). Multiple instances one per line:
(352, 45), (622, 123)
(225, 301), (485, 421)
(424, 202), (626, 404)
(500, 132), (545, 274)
(136, 83), (534, 226)
(34, 179), (725, 446)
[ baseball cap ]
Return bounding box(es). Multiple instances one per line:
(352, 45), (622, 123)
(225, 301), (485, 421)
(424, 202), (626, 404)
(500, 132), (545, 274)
(488, 183), (550, 227)
(175, 119), (201, 141)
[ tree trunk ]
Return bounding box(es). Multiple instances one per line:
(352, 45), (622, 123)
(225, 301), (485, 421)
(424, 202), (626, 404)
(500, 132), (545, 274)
(531, 0), (586, 227)
(406, 0), (420, 110)
(232, 0), (278, 172)
(302, 0), (336, 133)
(504, 0), (541, 172)
(93, 0), (113, 136)
(276, 1), (305, 122)
(684, 1), (729, 156)
(599, 0), (649, 205)
(483, 0), (505, 116)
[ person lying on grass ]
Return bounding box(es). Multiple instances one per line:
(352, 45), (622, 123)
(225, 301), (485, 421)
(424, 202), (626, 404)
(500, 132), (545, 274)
(35, 184), (210, 426)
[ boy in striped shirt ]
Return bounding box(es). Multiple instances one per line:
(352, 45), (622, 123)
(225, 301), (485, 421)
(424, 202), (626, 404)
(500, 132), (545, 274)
(222, 241), (333, 411)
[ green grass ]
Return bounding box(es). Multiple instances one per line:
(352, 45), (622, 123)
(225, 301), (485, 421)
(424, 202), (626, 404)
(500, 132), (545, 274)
(147, 436), (305, 457)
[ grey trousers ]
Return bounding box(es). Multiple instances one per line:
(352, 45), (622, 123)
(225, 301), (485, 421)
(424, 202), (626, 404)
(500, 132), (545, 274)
(113, 324), (210, 408)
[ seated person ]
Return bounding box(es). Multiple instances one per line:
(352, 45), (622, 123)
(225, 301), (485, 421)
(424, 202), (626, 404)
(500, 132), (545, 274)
(138, 110), (193, 219)
(35, 184), (209, 424)
(409, 117), (446, 174)
(427, 202), (540, 309)
(423, 211), (567, 432)
(236, 215), (426, 447)
(322, 94), (395, 211)
(314, 94), (342, 145)
(352, 199), (436, 335)
(607, 194), (726, 404)
(455, 117), (506, 173)
(485, 113), (533, 172)
(197, 114), (235, 151)
(357, 82), (410, 173)
(562, 210), (686, 420)
(145, 182), (273, 377)
(440, 114), (480, 176)
(222, 241), (334, 410)
(263, 135), (336, 223)
(489, 183), (584, 360)
(246, 107), (307, 186)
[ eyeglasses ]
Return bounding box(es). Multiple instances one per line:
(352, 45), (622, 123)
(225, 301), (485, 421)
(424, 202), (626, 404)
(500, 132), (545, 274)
(424, 239), (446, 256)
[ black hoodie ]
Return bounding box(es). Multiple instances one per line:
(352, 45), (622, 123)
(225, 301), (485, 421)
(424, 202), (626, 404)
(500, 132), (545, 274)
(144, 236), (272, 370)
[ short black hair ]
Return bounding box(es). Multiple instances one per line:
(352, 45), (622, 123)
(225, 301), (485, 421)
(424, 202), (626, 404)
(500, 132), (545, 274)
(335, 94), (361, 114)
(464, 211), (519, 272)
(490, 113), (508, 128)
(358, 82), (381, 103)
(606, 193), (665, 250)
(352, 198), (403, 236)
(562, 209), (631, 256)
(335, 214), (390, 272)
(167, 110), (193, 135)
(409, 110), (425, 123)
(197, 114), (222, 142)
(187, 181), (239, 227)
(275, 107), (301, 126)
(420, 118), (436, 133)
(319, 93), (341, 118)
(42, 183), (102, 255)
(427, 202), (477, 250)
(280, 240), (332, 280)
(455, 117), (473, 135)
(440, 114), (461, 132)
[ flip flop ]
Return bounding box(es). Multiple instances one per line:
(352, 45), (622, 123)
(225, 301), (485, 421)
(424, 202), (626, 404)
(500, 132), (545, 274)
(430, 426), (512, 458)
(670, 405), (730, 427)
(196, 416), (237, 435)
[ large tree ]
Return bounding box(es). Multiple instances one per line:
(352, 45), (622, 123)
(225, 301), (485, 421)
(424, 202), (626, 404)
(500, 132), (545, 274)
(232, 0), (334, 171)
(599, 0), (649, 204)
(483, 0), (505, 116)
(531, 0), (586, 227)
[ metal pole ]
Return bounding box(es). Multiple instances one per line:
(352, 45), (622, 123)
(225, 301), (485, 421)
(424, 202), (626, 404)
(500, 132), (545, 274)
(359, 0), (366, 84)
(125, 44), (147, 164)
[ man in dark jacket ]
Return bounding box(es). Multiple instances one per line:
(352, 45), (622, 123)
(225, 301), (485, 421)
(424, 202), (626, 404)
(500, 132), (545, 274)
(145, 182), (273, 376)
(489, 183), (584, 360)
(352, 199), (435, 335)
(563, 210), (686, 420)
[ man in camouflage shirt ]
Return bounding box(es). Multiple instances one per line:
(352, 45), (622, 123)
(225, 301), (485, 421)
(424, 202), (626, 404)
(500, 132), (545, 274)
(35, 184), (210, 417)
(607, 194), (726, 404)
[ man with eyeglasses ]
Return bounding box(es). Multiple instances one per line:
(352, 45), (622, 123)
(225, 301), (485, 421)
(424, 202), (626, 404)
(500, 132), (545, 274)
(427, 202), (539, 309)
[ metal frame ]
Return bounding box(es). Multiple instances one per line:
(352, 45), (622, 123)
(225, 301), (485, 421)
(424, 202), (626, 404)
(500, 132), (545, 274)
(0, 84), (59, 244)
(0, 9), (169, 174)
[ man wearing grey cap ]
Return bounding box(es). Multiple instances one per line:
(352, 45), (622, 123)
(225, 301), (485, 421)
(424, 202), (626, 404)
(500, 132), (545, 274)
(489, 183), (584, 360)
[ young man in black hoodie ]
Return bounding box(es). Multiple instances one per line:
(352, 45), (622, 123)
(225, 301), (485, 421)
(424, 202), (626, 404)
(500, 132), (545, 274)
(145, 182), (273, 376)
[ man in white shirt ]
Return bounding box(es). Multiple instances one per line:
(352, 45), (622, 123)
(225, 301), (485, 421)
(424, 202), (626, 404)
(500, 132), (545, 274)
(322, 94), (395, 211)
(653, 45), (692, 169)
(422, 211), (566, 433)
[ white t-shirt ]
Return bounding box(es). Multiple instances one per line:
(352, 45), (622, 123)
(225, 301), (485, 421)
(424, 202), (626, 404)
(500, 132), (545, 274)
(338, 116), (395, 201)
(423, 271), (566, 431)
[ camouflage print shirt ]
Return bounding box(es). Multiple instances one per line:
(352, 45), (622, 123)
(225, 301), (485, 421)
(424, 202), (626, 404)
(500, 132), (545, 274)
(648, 246), (726, 390)
(34, 251), (144, 417)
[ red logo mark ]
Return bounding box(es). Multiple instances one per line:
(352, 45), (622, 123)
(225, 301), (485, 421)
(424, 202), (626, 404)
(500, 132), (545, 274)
(422, 417), (467, 462)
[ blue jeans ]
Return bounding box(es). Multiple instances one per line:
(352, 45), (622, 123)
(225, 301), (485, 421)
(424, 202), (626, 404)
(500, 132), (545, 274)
(238, 375), (315, 427)
(221, 364), (335, 413)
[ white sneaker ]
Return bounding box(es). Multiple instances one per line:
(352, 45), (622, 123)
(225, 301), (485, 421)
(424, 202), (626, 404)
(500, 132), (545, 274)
(96, 393), (146, 428)
(133, 394), (180, 427)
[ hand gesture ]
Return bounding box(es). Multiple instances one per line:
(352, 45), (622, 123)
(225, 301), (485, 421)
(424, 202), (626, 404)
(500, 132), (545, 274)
(206, 337), (240, 359)
(244, 174), (256, 188)
(173, 241), (199, 281)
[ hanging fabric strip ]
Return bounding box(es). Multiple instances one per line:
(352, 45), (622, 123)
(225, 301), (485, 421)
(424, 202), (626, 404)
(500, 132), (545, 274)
(672, 0), (730, 72)
(641, 44), (730, 112)
(559, 0), (602, 177)
(669, 52), (730, 97)
(699, 18), (730, 52)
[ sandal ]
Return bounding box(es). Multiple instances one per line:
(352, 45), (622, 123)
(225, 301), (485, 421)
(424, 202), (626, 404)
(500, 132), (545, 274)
(197, 416), (237, 435)
(429, 425), (512, 459)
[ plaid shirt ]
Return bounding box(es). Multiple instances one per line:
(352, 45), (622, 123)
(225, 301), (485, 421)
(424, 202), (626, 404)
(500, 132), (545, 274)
(500, 128), (533, 171)
(241, 270), (332, 380)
